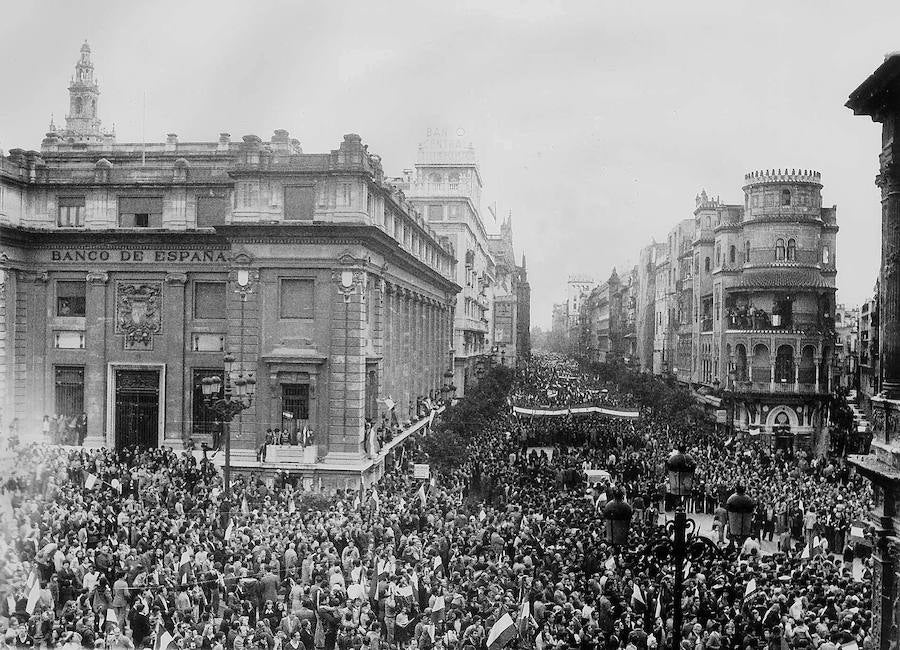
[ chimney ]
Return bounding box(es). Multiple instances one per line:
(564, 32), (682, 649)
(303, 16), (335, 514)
(218, 132), (231, 152)
(165, 133), (178, 152)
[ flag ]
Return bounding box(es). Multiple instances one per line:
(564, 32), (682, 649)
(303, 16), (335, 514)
(384, 398), (395, 411)
(428, 409), (436, 428)
(25, 578), (41, 614)
(801, 545), (810, 560)
(535, 631), (546, 650)
(433, 595), (445, 612)
(604, 556), (616, 571)
(432, 556), (442, 572)
(288, 498), (296, 514)
(241, 497), (249, 516)
(517, 600), (531, 634)
(417, 484), (427, 507)
(224, 519), (234, 541)
(744, 578), (758, 599)
(110, 478), (122, 493)
(655, 595), (662, 622)
(181, 572), (188, 585)
(479, 509), (487, 522)
(155, 623), (175, 650)
(371, 488), (380, 511)
(487, 613), (517, 650)
(683, 561), (692, 579)
(106, 608), (118, 626)
(631, 584), (646, 614)
(85, 473), (98, 490)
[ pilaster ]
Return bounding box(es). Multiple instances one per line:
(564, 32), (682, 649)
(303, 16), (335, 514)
(163, 273), (187, 444)
(225, 268), (260, 449)
(327, 269), (366, 458)
(83, 271), (108, 447)
(880, 163), (900, 398)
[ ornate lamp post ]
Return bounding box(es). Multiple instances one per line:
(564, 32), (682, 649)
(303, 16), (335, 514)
(603, 449), (744, 650)
(202, 351), (256, 528)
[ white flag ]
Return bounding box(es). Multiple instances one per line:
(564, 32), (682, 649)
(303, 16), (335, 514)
(25, 579), (41, 613)
(106, 608), (118, 625)
(384, 398), (395, 411)
(85, 473), (98, 490)
(744, 578), (758, 599)
(433, 595), (445, 612)
(417, 484), (427, 507)
(224, 519), (234, 541)
(432, 555), (442, 571)
(479, 509), (487, 522)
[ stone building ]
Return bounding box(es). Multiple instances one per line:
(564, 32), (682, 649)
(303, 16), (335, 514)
(858, 293), (880, 411)
(641, 174), (839, 450)
(846, 53), (900, 650)
(399, 131), (497, 394)
(487, 213), (530, 368)
(636, 242), (666, 372)
(0, 44), (459, 487)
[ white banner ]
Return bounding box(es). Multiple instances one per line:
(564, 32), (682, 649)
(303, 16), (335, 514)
(512, 405), (639, 419)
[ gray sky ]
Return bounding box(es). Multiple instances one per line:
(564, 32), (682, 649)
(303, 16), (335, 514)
(1, 1), (894, 328)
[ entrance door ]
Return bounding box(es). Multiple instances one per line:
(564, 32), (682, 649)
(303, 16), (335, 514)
(115, 369), (160, 450)
(281, 384), (310, 440)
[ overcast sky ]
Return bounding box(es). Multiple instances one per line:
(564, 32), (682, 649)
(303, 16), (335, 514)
(1, 1), (895, 328)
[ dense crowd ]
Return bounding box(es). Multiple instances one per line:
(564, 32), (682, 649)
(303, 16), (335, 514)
(0, 354), (876, 650)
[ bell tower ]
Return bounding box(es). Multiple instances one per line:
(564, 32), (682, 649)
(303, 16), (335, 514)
(62, 41), (112, 143)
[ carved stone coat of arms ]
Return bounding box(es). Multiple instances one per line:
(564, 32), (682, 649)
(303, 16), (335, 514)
(116, 282), (162, 344)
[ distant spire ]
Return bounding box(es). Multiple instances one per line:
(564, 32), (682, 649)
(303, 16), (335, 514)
(49, 114), (56, 131)
(521, 253), (526, 269)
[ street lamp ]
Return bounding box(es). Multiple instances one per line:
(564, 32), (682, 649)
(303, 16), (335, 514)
(202, 351), (256, 530)
(725, 484), (756, 546)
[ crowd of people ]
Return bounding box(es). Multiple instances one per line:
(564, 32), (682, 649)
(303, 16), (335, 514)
(0, 354), (876, 650)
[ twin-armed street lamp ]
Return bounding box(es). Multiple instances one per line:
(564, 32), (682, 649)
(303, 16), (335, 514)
(201, 351), (256, 529)
(603, 449), (756, 650)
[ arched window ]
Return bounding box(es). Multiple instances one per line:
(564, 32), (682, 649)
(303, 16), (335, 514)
(775, 238), (785, 261)
(75, 97), (83, 114)
(823, 246), (830, 264)
(787, 238), (796, 261)
(715, 244), (721, 267)
(744, 240), (751, 263)
(729, 245), (736, 264)
(704, 257), (710, 272)
(781, 189), (791, 206)
(428, 172), (442, 184)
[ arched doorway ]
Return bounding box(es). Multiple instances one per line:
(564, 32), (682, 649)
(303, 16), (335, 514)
(752, 344), (770, 384)
(766, 406), (798, 451)
(775, 345), (795, 384)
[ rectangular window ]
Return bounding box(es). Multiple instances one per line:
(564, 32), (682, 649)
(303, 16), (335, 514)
(284, 185), (316, 221)
(193, 282), (226, 319)
(282, 383), (310, 431)
(196, 196), (229, 227)
(241, 182), (259, 208)
(119, 196), (162, 228)
(428, 204), (444, 220)
(57, 281), (86, 317)
(55, 366), (84, 419)
(280, 279), (315, 318)
(192, 369), (224, 439)
(340, 183), (352, 207)
(58, 196), (86, 227)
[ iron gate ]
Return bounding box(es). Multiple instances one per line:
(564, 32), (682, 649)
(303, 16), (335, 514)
(115, 369), (160, 450)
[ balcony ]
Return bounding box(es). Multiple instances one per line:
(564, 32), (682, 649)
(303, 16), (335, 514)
(732, 380), (826, 395)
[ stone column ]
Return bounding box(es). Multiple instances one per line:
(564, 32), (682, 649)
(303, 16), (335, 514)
(880, 166), (900, 398)
(83, 271), (109, 447)
(384, 283), (394, 416)
(327, 269), (366, 458)
(793, 359), (799, 393)
(164, 273), (187, 445)
(402, 290), (411, 421)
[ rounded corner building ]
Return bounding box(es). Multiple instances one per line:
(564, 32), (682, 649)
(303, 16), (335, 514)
(691, 168), (838, 451)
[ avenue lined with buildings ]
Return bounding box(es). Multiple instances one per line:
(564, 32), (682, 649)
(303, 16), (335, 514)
(6, 14), (900, 650)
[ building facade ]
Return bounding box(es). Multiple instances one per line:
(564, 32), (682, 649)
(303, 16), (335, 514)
(401, 131), (498, 394)
(0, 45), (459, 486)
(487, 213), (530, 368)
